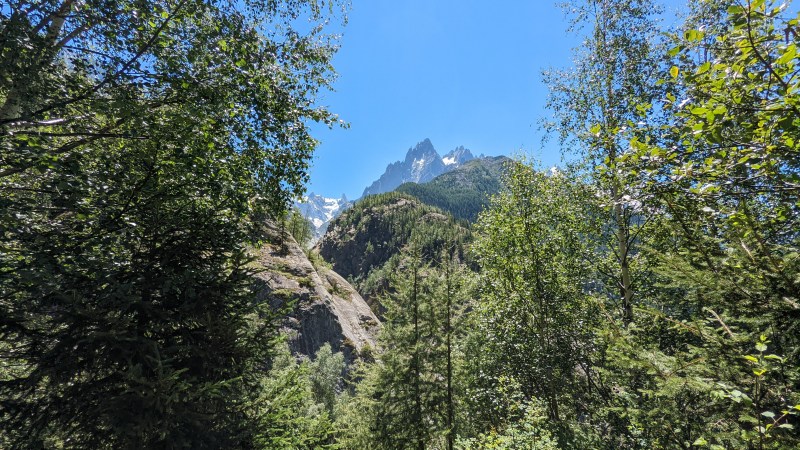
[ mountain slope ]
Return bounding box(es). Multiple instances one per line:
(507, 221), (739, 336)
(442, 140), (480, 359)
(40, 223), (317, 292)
(254, 222), (379, 366)
(361, 139), (474, 197)
(314, 192), (470, 306)
(395, 155), (510, 222)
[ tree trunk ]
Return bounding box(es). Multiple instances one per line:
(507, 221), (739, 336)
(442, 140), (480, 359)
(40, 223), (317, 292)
(445, 255), (454, 450)
(612, 183), (634, 325)
(0, 0), (75, 121)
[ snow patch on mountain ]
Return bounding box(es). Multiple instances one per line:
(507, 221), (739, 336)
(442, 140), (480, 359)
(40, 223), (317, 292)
(311, 217), (325, 229)
(361, 139), (475, 198)
(295, 193), (352, 243)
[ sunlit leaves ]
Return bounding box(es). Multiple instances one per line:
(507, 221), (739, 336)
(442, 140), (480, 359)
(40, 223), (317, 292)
(0, 0), (346, 447)
(620, 1), (800, 448)
(469, 160), (601, 433)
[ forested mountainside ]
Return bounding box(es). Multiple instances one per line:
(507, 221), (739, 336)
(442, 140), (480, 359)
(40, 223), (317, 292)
(302, 152), (506, 252)
(315, 192), (470, 307)
(395, 155), (510, 222)
(4, 0), (800, 449)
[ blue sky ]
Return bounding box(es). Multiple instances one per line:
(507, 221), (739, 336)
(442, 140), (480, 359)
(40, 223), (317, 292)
(306, 1), (685, 200)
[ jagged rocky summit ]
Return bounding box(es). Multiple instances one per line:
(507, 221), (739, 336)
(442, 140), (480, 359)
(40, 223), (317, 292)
(253, 222), (379, 366)
(294, 138), (474, 239)
(294, 192), (352, 242)
(361, 138), (475, 197)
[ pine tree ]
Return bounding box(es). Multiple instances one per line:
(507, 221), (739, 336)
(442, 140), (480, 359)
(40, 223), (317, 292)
(371, 244), (428, 449)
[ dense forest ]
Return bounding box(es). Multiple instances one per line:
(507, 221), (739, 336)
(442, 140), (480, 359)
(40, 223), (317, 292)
(394, 156), (508, 222)
(2, 0), (800, 449)
(316, 191), (472, 308)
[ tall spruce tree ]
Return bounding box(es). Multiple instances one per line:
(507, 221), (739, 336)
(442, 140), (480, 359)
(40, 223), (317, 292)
(371, 244), (429, 449)
(350, 232), (470, 450)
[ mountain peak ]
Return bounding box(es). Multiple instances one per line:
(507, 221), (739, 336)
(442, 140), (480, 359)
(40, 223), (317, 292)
(404, 138), (439, 164)
(443, 146), (474, 166)
(362, 139), (477, 198)
(294, 193), (353, 243)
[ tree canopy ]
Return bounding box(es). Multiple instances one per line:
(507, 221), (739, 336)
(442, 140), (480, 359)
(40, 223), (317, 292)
(1, 0), (346, 447)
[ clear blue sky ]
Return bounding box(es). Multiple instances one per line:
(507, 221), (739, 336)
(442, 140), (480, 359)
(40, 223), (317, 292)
(306, 1), (686, 200)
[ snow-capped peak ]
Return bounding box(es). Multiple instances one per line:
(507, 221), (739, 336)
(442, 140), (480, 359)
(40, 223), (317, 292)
(362, 140), (476, 198)
(294, 192), (353, 242)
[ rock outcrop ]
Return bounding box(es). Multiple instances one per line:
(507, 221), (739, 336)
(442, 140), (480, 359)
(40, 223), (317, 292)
(254, 222), (379, 366)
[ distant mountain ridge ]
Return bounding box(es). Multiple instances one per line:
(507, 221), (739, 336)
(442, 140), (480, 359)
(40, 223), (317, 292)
(294, 193), (352, 242)
(314, 154), (510, 308)
(361, 138), (475, 198)
(296, 138), (479, 239)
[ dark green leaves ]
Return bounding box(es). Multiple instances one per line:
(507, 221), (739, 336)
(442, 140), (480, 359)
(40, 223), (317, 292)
(0, 0), (346, 447)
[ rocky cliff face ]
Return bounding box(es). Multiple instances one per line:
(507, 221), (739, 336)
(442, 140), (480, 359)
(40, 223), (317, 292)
(253, 222), (379, 366)
(361, 139), (474, 198)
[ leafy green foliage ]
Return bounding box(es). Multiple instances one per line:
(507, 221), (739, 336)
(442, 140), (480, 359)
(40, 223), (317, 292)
(308, 343), (345, 416)
(466, 161), (601, 444)
(457, 1), (800, 448)
(455, 400), (559, 450)
(544, 0), (665, 325)
(0, 0), (345, 447)
(251, 342), (338, 449)
(284, 207), (316, 249)
(617, 1), (800, 447)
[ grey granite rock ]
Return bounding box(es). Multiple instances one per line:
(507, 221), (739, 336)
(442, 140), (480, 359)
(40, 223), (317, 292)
(253, 222), (379, 366)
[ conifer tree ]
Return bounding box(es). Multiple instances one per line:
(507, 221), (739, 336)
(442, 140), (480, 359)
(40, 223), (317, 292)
(370, 244), (428, 449)
(0, 0), (345, 447)
(354, 233), (470, 449)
